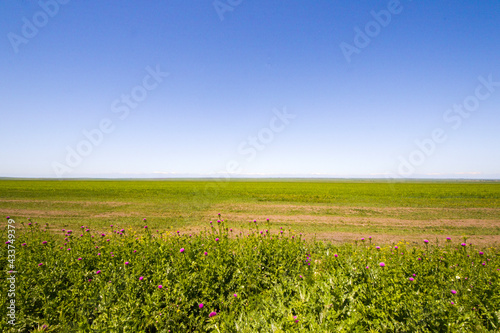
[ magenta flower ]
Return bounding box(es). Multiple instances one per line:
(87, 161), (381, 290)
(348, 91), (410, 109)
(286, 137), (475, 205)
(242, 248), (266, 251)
(96, 270), (101, 274)
(204, 251), (208, 256)
(394, 246), (398, 249)
(139, 276), (144, 281)
(144, 226), (148, 229)
(379, 262), (385, 267)
(451, 290), (457, 294)
(446, 237), (451, 241)
(67, 248), (71, 251)
(294, 316), (298, 323)
(143, 218), (147, 221)
(22, 243), (26, 246)
(376, 246), (381, 250)
(97, 253), (101, 256)
(38, 263), (43, 266)
(120, 229), (125, 233)
(424, 239), (429, 243)
(233, 293), (237, 297)
(334, 254), (338, 257)
(62, 229), (65, 232)
(77, 258), (82, 261)
(479, 251), (484, 255)
(5, 241), (10, 244)
(215, 238), (219, 242)
(125, 261), (129, 265)
(461, 243), (466, 247)
(199, 303), (204, 309)
(180, 248), (185, 253)
(209, 311), (217, 318)
(6, 216), (10, 219)
(409, 277), (414, 281)
(158, 285), (163, 289)
(451, 301), (454, 305)
(110, 225), (113, 227)
(361, 238), (365, 241)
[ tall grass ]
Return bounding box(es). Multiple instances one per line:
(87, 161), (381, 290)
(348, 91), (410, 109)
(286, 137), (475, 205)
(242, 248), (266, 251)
(1, 216), (499, 332)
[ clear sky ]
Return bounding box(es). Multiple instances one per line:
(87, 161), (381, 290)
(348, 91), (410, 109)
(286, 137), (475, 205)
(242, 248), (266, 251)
(1, 1), (499, 179)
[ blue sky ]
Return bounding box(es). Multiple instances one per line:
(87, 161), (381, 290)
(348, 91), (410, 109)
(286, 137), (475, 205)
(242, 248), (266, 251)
(1, 0), (499, 178)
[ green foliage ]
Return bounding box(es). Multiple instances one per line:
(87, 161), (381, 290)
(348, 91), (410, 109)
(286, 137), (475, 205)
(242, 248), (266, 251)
(1, 218), (499, 332)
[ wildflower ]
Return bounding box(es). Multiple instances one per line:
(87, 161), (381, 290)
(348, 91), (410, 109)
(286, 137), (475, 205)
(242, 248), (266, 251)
(215, 238), (219, 242)
(6, 216), (10, 219)
(158, 285), (162, 289)
(451, 301), (454, 305)
(204, 252), (208, 256)
(479, 251), (484, 255)
(418, 258), (422, 261)
(62, 229), (65, 232)
(22, 243), (26, 246)
(461, 243), (466, 247)
(139, 276), (144, 281)
(294, 316), (298, 323)
(42, 241), (48, 244)
(86, 229), (90, 232)
(67, 248), (71, 251)
(88, 279), (92, 282)
(446, 237), (451, 241)
(110, 225), (113, 227)
(366, 266), (369, 269)
(394, 246), (398, 249)
(180, 248), (185, 253)
(409, 277), (414, 281)
(234, 293), (237, 297)
(125, 261), (129, 265)
(107, 239), (110, 242)
(143, 218), (147, 221)
(361, 238), (365, 241)
(451, 290), (457, 294)
(379, 262), (385, 267)
(209, 311), (217, 318)
(77, 258), (82, 261)
(5, 241), (10, 244)
(96, 270), (101, 274)
(199, 303), (204, 309)
(376, 246), (381, 250)
(424, 239), (429, 243)
(334, 254), (338, 257)
(97, 253), (101, 256)
(144, 225), (148, 229)
(133, 250), (137, 253)
(38, 263), (43, 266)
(120, 229), (125, 233)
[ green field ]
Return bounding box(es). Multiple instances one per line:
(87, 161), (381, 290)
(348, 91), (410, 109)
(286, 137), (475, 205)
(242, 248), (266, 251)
(1, 179), (499, 245)
(2, 179), (500, 331)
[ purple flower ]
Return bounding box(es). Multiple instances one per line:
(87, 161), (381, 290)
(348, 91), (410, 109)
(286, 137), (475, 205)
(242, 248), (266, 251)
(62, 229), (65, 232)
(143, 218), (147, 221)
(376, 246), (381, 250)
(22, 243), (26, 246)
(446, 237), (451, 241)
(42, 241), (47, 244)
(199, 303), (204, 309)
(233, 293), (237, 297)
(424, 239), (429, 243)
(120, 229), (124, 233)
(107, 239), (110, 242)
(110, 225), (113, 227)
(451, 290), (457, 294)
(379, 262), (385, 267)
(96, 270), (101, 274)
(86, 229), (90, 232)
(461, 243), (466, 247)
(361, 238), (365, 241)
(67, 248), (71, 251)
(139, 276), (144, 281)
(294, 316), (298, 323)
(158, 285), (162, 289)
(215, 238), (219, 242)
(77, 258), (82, 261)
(209, 311), (217, 318)
(412, 273), (416, 277)
(409, 277), (414, 281)
(180, 248), (185, 253)
(38, 263), (43, 266)
(97, 253), (101, 256)
(479, 251), (484, 255)
(418, 258), (422, 261)
(144, 226), (148, 229)
(125, 261), (129, 265)
(204, 252), (208, 256)
(6, 216), (10, 219)
(394, 246), (398, 249)
(451, 301), (454, 305)
(5, 241), (10, 244)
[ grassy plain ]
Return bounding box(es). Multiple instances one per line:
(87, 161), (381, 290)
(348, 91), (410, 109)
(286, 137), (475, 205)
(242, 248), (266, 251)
(1, 179), (499, 245)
